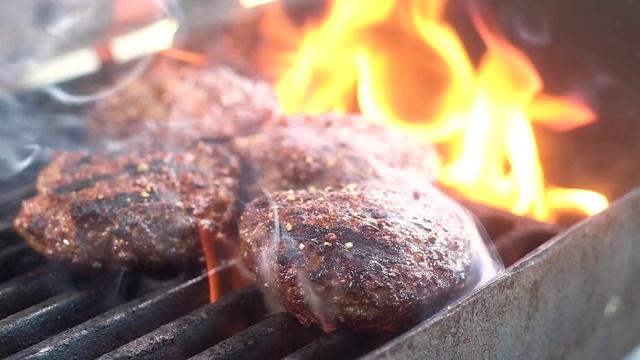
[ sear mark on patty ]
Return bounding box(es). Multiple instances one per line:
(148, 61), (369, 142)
(69, 191), (161, 220)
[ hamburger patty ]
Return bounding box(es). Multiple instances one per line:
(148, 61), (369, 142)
(233, 113), (438, 197)
(86, 61), (279, 142)
(13, 140), (241, 270)
(238, 184), (475, 331)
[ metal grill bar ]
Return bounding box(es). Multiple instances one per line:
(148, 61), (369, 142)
(283, 332), (362, 360)
(0, 277), (125, 358)
(190, 312), (318, 360)
(9, 273), (210, 360)
(283, 331), (397, 360)
(460, 201), (562, 267)
(0, 231), (18, 249)
(100, 285), (264, 360)
(0, 267), (67, 319)
(0, 243), (44, 283)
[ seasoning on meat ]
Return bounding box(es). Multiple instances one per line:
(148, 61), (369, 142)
(232, 112), (439, 197)
(86, 60), (279, 143)
(13, 140), (241, 270)
(238, 184), (476, 332)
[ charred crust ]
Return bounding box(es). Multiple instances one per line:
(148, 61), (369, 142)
(14, 140), (241, 270)
(25, 215), (47, 236)
(55, 175), (114, 194)
(239, 186), (474, 332)
(74, 155), (93, 166)
(364, 208), (387, 220)
(69, 192), (162, 220)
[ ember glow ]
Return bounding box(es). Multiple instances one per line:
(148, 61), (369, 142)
(271, 0), (608, 222)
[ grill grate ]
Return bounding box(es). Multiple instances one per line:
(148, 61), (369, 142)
(11, 271), (209, 360)
(99, 286), (265, 360)
(0, 201), (560, 360)
(189, 312), (317, 360)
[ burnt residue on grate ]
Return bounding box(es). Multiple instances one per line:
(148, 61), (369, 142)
(0, 199), (561, 359)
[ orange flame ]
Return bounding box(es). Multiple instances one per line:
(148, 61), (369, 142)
(198, 224), (220, 302)
(198, 223), (252, 303)
(271, 0), (608, 222)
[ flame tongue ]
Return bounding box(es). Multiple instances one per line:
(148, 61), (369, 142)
(271, 0), (608, 222)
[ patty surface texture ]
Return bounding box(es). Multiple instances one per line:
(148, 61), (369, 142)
(14, 140), (241, 270)
(239, 184), (475, 331)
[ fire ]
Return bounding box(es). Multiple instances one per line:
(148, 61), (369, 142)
(198, 225), (220, 302)
(269, 0), (608, 222)
(198, 223), (252, 302)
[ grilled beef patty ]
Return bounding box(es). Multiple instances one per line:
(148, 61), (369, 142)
(13, 140), (240, 270)
(86, 61), (279, 142)
(239, 184), (474, 331)
(233, 113), (438, 197)
(15, 70), (474, 332)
